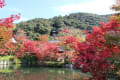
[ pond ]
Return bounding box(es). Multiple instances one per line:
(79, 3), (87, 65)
(0, 65), (91, 80)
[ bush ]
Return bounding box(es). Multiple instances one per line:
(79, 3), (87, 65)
(40, 61), (64, 67)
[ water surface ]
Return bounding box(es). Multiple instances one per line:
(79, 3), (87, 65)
(0, 66), (90, 80)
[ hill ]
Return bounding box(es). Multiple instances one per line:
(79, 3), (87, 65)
(15, 12), (111, 40)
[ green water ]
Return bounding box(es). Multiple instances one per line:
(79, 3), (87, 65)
(0, 66), (90, 80)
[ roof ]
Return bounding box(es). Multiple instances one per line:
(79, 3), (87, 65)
(57, 46), (64, 53)
(48, 40), (60, 43)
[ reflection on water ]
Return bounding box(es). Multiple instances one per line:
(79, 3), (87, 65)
(0, 65), (91, 80)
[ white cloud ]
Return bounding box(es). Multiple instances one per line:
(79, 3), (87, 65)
(57, 0), (116, 15)
(8, 8), (22, 13)
(19, 17), (28, 21)
(14, 17), (28, 23)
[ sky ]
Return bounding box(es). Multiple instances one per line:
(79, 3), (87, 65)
(0, 0), (116, 22)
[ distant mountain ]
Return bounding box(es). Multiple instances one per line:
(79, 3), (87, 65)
(15, 12), (111, 40)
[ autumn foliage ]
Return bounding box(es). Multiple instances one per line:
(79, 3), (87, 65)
(66, 19), (120, 80)
(38, 35), (48, 42)
(0, 0), (20, 48)
(0, 0), (5, 8)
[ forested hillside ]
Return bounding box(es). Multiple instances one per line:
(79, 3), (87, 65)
(15, 12), (111, 40)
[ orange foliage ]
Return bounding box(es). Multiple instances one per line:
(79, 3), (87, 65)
(0, 26), (13, 48)
(38, 35), (48, 42)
